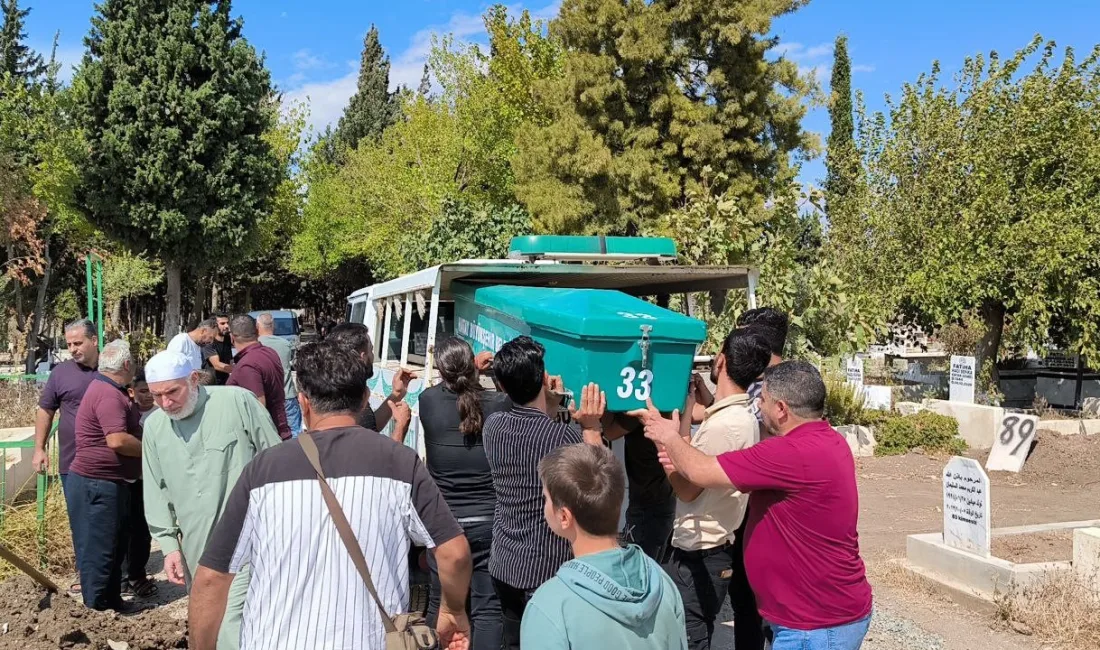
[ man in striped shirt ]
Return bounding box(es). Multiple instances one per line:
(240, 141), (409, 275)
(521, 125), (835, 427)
(482, 336), (605, 650)
(189, 341), (473, 650)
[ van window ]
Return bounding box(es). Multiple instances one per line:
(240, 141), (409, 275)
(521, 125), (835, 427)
(350, 301), (367, 325)
(383, 301), (454, 365)
(272, 317), (299, 337)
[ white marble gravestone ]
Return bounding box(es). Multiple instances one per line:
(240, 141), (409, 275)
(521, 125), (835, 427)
(845, 356), (864, 388)
(949, 355), (976, 404)
(942, 456), (991, 556)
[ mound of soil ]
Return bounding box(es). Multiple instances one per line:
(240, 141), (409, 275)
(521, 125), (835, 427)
(0, 577), (186, 649)
(1013, 432), (1100, 486)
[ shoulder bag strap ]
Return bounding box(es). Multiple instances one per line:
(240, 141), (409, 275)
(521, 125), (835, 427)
(299, 431), (398, 634)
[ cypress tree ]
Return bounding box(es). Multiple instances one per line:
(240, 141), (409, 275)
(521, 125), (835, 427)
(76, 0), (279, 338)
(337, 25), (396, 150)
(0, 0), (45, 84)
(825, 34), (857, 222)
(416, 63), (430, 97)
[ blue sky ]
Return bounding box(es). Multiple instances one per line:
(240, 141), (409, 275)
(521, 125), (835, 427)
(24, 0), (1100, 189)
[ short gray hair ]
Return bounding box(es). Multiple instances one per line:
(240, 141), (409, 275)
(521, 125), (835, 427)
(762, 360), (826, 419)
(98, 339), (133, 373)
(256, 312), (275, 332)
(65, 318), (98, 340)
(230, 314), (258, 342)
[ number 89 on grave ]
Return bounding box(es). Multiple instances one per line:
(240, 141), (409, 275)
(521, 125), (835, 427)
(985, 412), (1039, 473)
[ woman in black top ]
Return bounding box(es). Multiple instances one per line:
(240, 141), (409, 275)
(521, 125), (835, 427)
(421, 337), (511, 650)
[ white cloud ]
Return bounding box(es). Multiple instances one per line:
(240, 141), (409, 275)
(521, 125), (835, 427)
(293, 49), (329, 71)
(772, 41), (832, 62)
(852, 64), (876, 74)
(285, 0), (559, 137)
(280, 11), (288, 18)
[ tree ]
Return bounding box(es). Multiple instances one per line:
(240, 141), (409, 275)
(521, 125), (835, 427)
(1, 39), (84, 371)
(416, 63), (430, 97)
(514, 0), (817, 234)
(336, 25), (396, 150)
(76, 0), (279, 339)
(825, 34), (861, 244)
(294, 6), (560, 281)
(840, 37), (1100, 377)
(102, 251), (163, 332)
(0, 0), (45, 84)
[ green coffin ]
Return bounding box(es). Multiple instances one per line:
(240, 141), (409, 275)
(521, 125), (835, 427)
(453, 283), (706, 412)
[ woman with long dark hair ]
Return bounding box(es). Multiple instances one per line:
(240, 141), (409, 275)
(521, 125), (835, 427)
(421, 337), (511, 650)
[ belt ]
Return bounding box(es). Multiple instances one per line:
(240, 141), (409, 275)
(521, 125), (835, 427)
(671, 541), (733, 560)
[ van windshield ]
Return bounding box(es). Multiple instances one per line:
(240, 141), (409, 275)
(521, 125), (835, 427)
(272, 317), (298, 336)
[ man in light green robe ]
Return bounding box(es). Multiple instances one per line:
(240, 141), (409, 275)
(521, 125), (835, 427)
(142, 350), (283, 650)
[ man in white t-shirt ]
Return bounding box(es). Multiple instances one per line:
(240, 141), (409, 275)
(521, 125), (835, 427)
(167, 319), (218, 373)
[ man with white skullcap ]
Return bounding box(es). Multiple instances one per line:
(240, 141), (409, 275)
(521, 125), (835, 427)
(142, 350), (282, 650)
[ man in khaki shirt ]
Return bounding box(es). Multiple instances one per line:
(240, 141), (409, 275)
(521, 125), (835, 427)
(650, 328), (772, 650)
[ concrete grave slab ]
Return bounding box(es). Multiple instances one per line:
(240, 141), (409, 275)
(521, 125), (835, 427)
(927, 399), (1004, 449)
(1073, 527), (1100, 594)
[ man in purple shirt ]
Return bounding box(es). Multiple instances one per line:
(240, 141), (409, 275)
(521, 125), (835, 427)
(68, 340), (145, 612)
(636, 361), (873, 650)
(226, 314), (290, 439)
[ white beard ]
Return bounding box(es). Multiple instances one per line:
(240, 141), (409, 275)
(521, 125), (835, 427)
(165, 386), (200, 421)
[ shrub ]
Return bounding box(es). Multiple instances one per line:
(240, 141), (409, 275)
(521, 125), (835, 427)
(824, 372), (866, 427)
(875, 411), (966, 456)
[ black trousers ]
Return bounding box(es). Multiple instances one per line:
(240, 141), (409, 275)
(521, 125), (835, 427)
(730, 512), (765, 650)
(123, 480), (152, 583)
(68, 473), (130, 610)
(664, 543), (736, 650)
(624, 499), (675, 560)
(428, 521), (502, 650)
(492, 576), (535, 650)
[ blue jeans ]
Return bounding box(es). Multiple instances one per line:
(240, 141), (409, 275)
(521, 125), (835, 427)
(285, 397), (303, 438)
(766, 612), (872, 650)
(67, 473), (131, 610)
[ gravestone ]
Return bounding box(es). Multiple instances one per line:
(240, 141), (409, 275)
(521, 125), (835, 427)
(863, 385), (892, 411)
(942, 456), (991, 556)
(846, 356), (864, 388)
(949, 355), (976, 404)
(986, 413), (1039, 473)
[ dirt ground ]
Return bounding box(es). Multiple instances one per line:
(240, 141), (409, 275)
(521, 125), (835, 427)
(857, 432), (1100, 650)
(0, 551), (186, 649)
(991, 530), (1074, 564)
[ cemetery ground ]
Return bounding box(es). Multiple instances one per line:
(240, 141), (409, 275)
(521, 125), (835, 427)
(853, 432), (1100, 650)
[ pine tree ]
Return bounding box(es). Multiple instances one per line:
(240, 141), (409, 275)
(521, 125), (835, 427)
(0, 0), (45, 84)
(416, 63), (430, 97)
(337, 25), (396, 150)
(76, 0), (279, 338)
(514, 0), (815, 234)
(825, 34), (858, 227)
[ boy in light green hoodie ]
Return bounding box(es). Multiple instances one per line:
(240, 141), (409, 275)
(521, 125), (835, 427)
(521, 443), (689, 650)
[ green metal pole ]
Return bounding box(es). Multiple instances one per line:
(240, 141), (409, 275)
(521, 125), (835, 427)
(95, 259), (104, 349)
(36, 472), (46, 568)
(85, 255), (93, 322)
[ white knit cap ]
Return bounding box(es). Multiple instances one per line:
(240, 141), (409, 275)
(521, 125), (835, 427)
(145, 350), (194, 383)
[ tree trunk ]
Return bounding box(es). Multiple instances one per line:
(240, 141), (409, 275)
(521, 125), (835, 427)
(24, 243), (51, 374)
(193, 274), (208, 322)
(165, 261), (182, 341)
(977, 299), (1006, 388)
(10, 245), (25, 332)
(211, 281), (220, 313)
(243, 285), (252, 312)
(110, 299), (122, 333)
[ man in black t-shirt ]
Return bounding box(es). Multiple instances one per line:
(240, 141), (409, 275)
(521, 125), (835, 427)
(202, 313), (235, 385)
(605, 414), (676, 560)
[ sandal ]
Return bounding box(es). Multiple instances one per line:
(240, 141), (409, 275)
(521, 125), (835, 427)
(127, 578), (159, 599)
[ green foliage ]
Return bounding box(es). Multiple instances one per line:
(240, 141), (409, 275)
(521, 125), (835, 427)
(936, 311), (987, 356)
(834, 37), (1100, 369)
(400, 198), (531, 271)
(823, 372), (867, 427)
(51, 288), (79, 325)
(293, 6), (559, 281)
(0, 0), (45, 83)
(514, 0), (817, 234)
(875, 411), (966, 457)
(825, 34), (860, 240)
(336, 25), (397, 151)
(75, 0), (279, 269)
(102, 251), (163, 314)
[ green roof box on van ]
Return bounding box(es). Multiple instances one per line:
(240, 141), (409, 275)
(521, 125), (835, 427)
(453, 283), (706, 412)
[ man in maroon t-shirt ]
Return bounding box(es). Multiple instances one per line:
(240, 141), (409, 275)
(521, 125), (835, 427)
(636, 361), (873, 650)
(68, 340), (145, 612)
(226, 314), (290, 439)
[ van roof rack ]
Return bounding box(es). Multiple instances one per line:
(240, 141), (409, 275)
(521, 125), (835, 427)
(507, 236), (678, 263)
